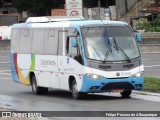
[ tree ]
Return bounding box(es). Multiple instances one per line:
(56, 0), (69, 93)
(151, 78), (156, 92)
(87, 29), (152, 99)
(0, 0), (14, 7)
(13, 0), (30, 12)
(29, 0), (49, 16)
(13, 0), (52, 16)
(136, 19), (153, 32)
(154, 14), (160, 31)
(155, 0), (160, 5)
(136, 14), (160, 32)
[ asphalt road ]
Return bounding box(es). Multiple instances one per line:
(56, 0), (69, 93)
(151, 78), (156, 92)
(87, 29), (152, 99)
(0, 51), (160, 119)
(142, 53), (160, 77)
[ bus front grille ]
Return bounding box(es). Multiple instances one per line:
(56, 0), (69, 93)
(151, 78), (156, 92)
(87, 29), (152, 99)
(98, 65), (111, 70)
(100, 82), (134, 90)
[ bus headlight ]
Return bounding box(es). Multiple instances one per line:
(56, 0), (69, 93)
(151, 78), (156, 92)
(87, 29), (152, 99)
(86, 74), (103, 79)
(132, 72), (144, 78)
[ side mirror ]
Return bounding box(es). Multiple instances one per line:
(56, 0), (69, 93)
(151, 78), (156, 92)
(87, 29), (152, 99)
(72, 38), (78, 47)
(135, 33), (142, 42)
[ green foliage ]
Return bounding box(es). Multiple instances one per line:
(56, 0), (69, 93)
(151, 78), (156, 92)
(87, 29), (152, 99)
(136, 14), (160, 32)
(13, 0), (51, 16)
(30, 0), (49, 16)
(143, 77), (160, 92)
(153, 14), (160, 32)
(0, 0), (14, 7)
(135, 19), (153, 32)
(13, 0), (30, 12)
(154, 14), (160, 26)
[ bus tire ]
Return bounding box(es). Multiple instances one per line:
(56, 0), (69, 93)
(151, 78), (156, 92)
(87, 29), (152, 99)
(120, 90), (132, 98)
(31, 75), (48, 95)
(71, 80), (82, 99)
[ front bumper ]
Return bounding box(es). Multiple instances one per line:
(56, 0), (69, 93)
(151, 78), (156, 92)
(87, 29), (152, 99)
(80, 75), (144, 93)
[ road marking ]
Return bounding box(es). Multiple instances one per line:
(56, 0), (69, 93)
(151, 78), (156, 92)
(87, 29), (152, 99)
(143, 59), (150, 61)
(0, 56), (9, 57)
(0, 61), (10, 64)
(142, 52), (160, 54)
(0, 77), (11, 80)
(0, 73), (11, 75)
(0, 50), (10, 52)
(145, 65), (160, 68)
(0, 70), (11, 72)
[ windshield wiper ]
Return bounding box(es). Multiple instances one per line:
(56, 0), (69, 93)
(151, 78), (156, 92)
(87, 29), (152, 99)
(108, 38), (112, 53)
(113, 37), (119, 52)
(103, 38), (112, 63)
(113, 38), (131, 63)
(103, 48), (109, 63)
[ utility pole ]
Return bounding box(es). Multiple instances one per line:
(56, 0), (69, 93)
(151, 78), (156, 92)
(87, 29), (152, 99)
(98, 0), (101, 20)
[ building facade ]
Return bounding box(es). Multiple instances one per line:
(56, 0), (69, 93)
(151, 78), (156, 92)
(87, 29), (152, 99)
(0, 0), (140, 22)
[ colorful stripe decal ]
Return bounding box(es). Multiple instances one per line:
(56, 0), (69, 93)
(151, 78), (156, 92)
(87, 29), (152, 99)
(13, 53), (18, 75)
(10, 53), (19, 83)
(26, 54), (35, 81)
(11, 53), (35, 85)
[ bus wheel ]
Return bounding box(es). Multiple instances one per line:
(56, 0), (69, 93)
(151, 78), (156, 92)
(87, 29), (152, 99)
(31, 75), (48, 95)
(120, 90), (132, 98)
(71, 80), (82, 99)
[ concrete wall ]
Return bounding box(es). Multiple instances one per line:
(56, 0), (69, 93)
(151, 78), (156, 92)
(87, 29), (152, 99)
(51, 9), (66, 16)
(127, 0), (138, 10)
(0, 40), (10, 50)
(139, 33), (160, 52)
(116, 0), (139, 20)
(140, 44), (160, 52)
(116, 0), (126, 19)
(0, 6), (17, 14)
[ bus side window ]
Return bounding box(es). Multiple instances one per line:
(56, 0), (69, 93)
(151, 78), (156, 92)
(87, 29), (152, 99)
(69, 36), (83, 65)
(77, 36), (83, 65)
(32, 28), (44, 54)
(20, 29), (32, 53)
(70, 37), (77, 58)
(66, 37), (69, 55)
(44, 29), (58, 55)
(12, 29), (20, 53)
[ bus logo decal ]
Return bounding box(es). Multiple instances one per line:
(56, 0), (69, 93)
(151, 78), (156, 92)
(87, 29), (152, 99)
(40, 59), (56, 67)
(116, 72), (120, 76)
(67, 58), (69, 64)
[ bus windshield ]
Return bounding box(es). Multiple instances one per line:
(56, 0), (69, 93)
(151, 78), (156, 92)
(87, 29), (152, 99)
(82, 26), (140, 62)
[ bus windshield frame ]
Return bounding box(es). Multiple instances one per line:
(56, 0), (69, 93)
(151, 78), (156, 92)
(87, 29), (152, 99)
(81, 25), (140, 62)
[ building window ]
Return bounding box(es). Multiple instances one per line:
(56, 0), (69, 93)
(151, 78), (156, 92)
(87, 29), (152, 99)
(3, 11), (8, 14)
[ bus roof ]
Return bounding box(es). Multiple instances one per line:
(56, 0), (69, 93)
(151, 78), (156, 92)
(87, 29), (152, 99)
(26, 16), (86, 23)
(12, 16), (128, 29)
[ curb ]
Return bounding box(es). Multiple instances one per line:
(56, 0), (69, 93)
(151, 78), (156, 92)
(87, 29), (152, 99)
(133, 90), (160, 97)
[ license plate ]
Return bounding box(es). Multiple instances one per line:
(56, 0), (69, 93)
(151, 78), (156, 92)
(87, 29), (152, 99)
(112, 89), (124, 93)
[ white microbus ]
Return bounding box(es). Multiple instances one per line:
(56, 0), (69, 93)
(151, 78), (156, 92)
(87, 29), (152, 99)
(11, 16), (144, 99)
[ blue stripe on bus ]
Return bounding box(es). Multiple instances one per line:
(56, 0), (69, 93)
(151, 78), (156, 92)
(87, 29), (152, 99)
(10, 53), (20, 83)
(80, 75), (144, 92)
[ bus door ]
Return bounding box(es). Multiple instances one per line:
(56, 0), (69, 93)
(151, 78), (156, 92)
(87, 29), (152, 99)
(58, 30), (69, 90)
(58, 28), (83, 90)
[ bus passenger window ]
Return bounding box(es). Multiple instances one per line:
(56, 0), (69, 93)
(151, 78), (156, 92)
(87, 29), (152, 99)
(71, 45), (77, 58)
(66, 37), (69, 54)
(70, 36), (83, 65)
